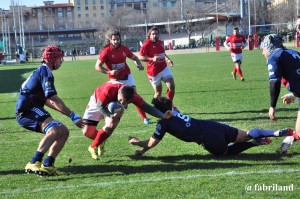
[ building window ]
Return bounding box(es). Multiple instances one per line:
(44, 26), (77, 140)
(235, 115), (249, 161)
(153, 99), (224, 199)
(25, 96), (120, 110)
(86, 14), (89, 17)
(101, 13), (104, 17)
(85, 0), (88, 5)
(93, 6), (96, 10)
(77, 0), (80, 5)
(85, 6), (89, 10)
(100, 0), (103, 4)
(78, 14), (81, 18)
(162, 2), (167, 7)
(93, 0), (96, 4)
(93, 13), (96, 17)
(171, 1), (176, 7)
(101, 5), (104, 9)
(77, 6), (81, 11)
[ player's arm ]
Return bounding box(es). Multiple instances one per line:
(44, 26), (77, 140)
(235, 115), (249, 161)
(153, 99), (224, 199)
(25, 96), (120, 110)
(224, 40), (231, 51)
(45, 95), (83, 127)
(128, 136), (160, 156)
(165, 55), (173, 67)
(95, 59), (110, 74)
(269, 79), (281, 120)
(130, 54), (144, 71)
(139, 102), (173, 119)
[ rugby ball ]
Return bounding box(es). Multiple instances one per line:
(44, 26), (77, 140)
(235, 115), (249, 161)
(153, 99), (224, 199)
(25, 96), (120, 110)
(107, 101), (124, 113)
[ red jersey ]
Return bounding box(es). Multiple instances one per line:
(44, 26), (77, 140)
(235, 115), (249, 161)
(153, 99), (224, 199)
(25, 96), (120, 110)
(225, 34), (246, 54)
(99, 45), (133, 79)
(139, 39), (167, 76)
(94, 81), (145, 107)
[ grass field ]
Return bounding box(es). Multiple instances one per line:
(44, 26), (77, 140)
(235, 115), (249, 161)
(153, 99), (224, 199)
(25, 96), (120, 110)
(0, 49), (299, 198)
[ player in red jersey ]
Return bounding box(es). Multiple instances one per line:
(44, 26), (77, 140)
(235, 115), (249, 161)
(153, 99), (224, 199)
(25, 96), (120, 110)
(224, 27), (248, 81)
(82, 81), (173, 160)
(138, 27), (176, 106)
(95, 29), (151, 125)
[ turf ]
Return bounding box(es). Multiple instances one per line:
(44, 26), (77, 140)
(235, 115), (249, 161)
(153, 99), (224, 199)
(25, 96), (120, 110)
(0, 49), (299, 198)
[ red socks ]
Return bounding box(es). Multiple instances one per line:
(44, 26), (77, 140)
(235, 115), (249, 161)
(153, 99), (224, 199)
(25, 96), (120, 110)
(136, 106), (147, 120)
(166, 90), (175, 101)
(91, 129), (110, 148)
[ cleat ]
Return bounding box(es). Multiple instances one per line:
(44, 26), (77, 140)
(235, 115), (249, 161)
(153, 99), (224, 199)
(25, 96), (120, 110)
(98, 141), (106, 156)
(241, 77), (245, 81)
(279, 136), (294, 155)
(39, 165), (65, 176)
(25, 161), (41, 174)
(274, 128), (294, 137)
(252, 137), (272, 146)
(88, 145), (99, 160)
(231, 72), (236, 80)
(143, 118), (152, 125)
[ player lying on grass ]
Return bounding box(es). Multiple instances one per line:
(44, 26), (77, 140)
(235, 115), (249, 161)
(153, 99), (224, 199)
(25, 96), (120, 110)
(82, 81), (173, 160)
(128, 97), (293, 156)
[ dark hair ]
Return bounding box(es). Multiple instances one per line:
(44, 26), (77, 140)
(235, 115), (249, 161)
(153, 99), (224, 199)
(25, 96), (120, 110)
(146, 26), (159, 39)
(120, 86), (134, 101)
(233, 27), (239, 31)
(151, 97), (172, 113)
(103, 29), (121, 49)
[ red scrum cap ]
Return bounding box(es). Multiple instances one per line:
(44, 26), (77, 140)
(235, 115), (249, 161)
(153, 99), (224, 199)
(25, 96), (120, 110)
(42, 46), (63, 65)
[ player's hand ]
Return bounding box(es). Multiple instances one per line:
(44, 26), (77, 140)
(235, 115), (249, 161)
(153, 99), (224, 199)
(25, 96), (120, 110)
(167, 59), (173, 67)
(281, 93), (296, 104)
(137, 64), (144, 71)
(128, 136), (140, 145)
(110, 70), (120, 76)
(75, 119), (85, 128)
(269, 107), (277, 121)
(163, 110), (174, 119)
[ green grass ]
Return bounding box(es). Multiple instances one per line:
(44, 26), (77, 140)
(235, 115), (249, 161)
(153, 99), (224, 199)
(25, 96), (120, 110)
(0, 49), (299, 198)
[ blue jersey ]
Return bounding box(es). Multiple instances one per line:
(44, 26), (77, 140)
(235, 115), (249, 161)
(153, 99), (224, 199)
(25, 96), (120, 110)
(15, 64), (57, 113)
(267, 48), (300, 96)
(152, 110), (238, 144)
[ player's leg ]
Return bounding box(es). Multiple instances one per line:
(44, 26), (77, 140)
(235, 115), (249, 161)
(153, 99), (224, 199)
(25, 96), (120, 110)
(38, 117), (69, 176)
(89, 111), (123, 160)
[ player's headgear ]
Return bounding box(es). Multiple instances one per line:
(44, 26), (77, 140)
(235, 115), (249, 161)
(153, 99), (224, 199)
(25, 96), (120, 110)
(42, 46), (63, 66)
(260, 34), (283, 54)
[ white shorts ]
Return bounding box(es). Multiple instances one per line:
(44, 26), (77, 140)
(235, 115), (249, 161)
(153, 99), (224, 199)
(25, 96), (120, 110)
(83, 94), (104, 122)
(116, 74), (135, 87)
(148, 66), (174, 87)
(230, 53), (243, 63)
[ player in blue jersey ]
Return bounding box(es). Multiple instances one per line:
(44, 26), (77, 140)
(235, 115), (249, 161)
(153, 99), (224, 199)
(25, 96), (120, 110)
(260, 34), (300, 154)
(15, 46), (84, 176)
(128, 97), (292, 156)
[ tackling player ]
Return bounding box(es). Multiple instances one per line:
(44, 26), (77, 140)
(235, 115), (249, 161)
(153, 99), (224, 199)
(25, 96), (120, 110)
(15, 46), (84, 176)
(260, 34), (300, 154)
(128, 97), (292, 156)
(138, 26), (176, 107)
(95, 29), (152, 125)
(82, 81), (173, 160)
(224, 27), (248, 81)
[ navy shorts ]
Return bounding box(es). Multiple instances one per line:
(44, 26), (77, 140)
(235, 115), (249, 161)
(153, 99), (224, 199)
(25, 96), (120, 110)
(201, 121), (238, 156)
(16, 107), (51, 133)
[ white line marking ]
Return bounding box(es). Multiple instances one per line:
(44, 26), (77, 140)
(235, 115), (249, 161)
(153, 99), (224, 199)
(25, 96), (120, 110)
(1, 168), (299, 194)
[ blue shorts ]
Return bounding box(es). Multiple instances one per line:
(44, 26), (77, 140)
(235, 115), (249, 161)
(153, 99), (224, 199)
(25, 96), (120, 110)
(201, 121), (238, 156)
(16, 107), (51, 133)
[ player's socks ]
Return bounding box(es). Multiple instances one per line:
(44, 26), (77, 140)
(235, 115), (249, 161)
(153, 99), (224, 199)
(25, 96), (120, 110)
(43, 156), (55, 167)
(30, 151), (44, 164)
(237, 68), (243, 78)
(166, 89), (175, 101)
(293, 133), (300, 141)
(248, 128), (292, 138)
(227, 142), (255, 155)
(91, 129), (110, 148)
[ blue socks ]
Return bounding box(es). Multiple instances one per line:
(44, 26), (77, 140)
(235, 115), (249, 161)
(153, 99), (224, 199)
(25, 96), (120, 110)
(247, 128), (275, 139)
(30, 151), (44, 163)
(43, 156), (55, 167)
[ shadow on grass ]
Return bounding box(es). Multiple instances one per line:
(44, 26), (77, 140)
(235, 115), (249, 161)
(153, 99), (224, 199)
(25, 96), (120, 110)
(1, 153), (299, 177)
(0, 67), (37, 93)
